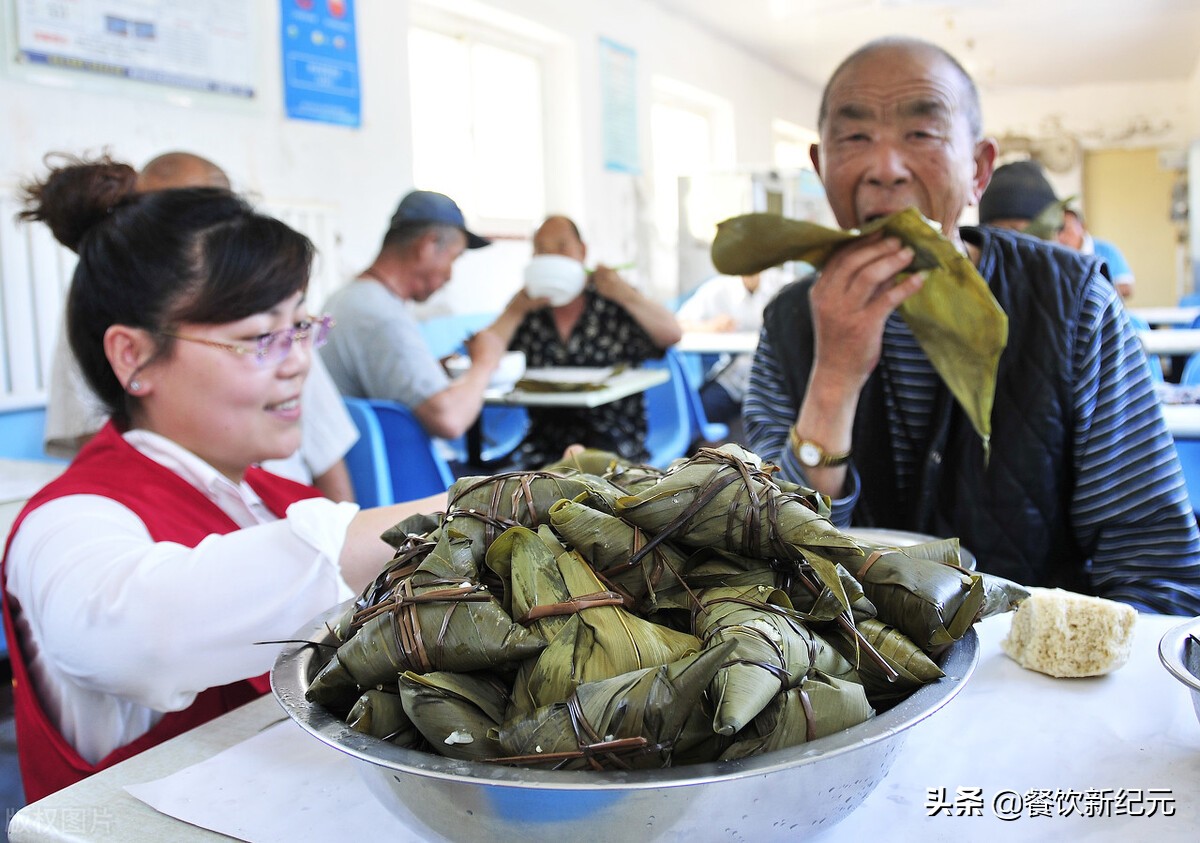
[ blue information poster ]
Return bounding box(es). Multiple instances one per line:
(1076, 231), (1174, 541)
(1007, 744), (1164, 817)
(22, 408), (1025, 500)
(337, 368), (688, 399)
(280, 0), (361, 127)
(599, 37), (639, 174)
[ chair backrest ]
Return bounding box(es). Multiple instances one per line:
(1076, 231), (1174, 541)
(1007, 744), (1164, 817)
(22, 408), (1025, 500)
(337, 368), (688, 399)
(342, 397), (454, 506)
(1181, 354), (1200, 386)
(0, 406), (62, 462)
(368, 400), (455, 502)
(1128, 313), (1165, 384)
(1172, 438), (1200, 516)
(341, 397), (392, 508)
(642, 350), (694, 468)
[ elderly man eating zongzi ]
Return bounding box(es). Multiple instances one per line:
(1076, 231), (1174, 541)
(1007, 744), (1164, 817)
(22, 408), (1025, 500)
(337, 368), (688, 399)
(737, 36), (1200, 616)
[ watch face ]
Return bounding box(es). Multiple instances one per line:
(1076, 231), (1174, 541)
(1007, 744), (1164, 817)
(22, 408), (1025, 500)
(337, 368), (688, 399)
(798, 441), (821, 467)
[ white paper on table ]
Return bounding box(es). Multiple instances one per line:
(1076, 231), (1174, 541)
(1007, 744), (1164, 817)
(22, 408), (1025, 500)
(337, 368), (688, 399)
(124, 718), (440, 842)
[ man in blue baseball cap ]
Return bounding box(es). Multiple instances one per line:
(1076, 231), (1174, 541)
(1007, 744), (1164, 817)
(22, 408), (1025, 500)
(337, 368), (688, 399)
(321, 190), (507, 444)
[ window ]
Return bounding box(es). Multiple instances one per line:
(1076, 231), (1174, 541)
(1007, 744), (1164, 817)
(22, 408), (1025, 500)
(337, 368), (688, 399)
(650, 78), (734, 295)
(772, 119), (818, 170)
(408, 24), (546, 237)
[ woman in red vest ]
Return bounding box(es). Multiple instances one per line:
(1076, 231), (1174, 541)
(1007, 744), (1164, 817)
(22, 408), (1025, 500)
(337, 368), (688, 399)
(2, 154), (445, 801)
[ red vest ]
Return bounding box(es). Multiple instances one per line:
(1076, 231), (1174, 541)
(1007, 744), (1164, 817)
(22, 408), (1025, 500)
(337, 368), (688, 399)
(2, 422), (321, 802)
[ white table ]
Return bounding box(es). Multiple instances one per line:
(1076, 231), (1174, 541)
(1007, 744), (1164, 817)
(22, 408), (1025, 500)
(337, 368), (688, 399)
(9, 612), (1198, 842)
(1161, 404), (1200, 438)
(482, 367), (669, 409)
(0, 458), (67, 538)
(1138, 329), (1200, 356)
(466, 367), (670, 464)
(675, 331), (759, 356)
(1130, 306), (1200, 327)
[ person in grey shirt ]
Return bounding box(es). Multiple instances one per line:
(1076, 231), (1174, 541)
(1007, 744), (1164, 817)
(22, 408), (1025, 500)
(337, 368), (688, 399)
(320, 191), (506, 440)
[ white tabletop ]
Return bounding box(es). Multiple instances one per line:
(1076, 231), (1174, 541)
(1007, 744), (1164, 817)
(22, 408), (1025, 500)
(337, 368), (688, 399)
(1138, 329), (1200, 356)
(1129, 306), (1200, 327)
(9, 612), (1198, 842)
(675, 331), (759, 355)
(0, 458), (66, 538)
(483, 366), (669, 408)
(1161, 404), (1200, 438)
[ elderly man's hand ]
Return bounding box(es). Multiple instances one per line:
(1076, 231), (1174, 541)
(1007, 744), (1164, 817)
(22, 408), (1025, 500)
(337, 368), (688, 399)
(809, 234), (924, 392)
(589, 264), (635, 304)
(508, 288), (552, 315)
(465, 328), (507, 369)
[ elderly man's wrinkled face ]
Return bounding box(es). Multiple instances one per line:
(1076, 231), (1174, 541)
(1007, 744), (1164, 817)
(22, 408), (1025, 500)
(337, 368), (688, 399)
(813, 44), (993, 247)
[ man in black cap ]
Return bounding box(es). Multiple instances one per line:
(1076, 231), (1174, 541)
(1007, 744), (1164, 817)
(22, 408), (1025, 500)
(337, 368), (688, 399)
(977, 159), (1060, 232)
(320, 190), (507, 441)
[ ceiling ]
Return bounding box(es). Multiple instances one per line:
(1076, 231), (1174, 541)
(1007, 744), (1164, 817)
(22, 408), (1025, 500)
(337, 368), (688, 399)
(649, 0), (1200, 90)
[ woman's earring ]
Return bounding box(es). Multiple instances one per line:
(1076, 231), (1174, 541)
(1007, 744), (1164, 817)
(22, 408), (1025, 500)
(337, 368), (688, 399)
(128, 378), (142, 393)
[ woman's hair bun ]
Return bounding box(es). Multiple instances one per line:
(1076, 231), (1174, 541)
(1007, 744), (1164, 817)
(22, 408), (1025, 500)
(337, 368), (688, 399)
(18, 152), (139, 253)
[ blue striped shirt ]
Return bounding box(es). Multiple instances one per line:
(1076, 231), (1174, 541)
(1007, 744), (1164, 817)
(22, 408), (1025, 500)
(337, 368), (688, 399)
(744, 266), (1200, 616)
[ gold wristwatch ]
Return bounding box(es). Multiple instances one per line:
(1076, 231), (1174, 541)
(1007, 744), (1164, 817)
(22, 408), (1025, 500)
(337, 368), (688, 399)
(789, 426), (852, 468)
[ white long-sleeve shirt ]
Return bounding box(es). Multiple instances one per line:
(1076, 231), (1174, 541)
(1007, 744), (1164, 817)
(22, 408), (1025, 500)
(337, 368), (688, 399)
(5, 429), (358, 764)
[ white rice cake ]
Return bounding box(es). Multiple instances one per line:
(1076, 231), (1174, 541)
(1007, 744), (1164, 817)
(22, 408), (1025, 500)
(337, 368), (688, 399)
(1000, 587), (1137, 677)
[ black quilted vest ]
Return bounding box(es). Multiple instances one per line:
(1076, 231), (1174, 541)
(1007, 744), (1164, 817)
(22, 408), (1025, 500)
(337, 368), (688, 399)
(762, 226), (1105, 589)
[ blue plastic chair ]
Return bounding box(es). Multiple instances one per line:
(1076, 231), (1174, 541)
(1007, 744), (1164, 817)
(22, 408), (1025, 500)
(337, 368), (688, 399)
(641, 350), (696, 468)
(1180, 354), (1200, 386)
(0, 406), (63, 462)
(342, 398), (391, 507)
(342, 398), (454, 506)
(1173, 439), (1200, 516)
(443, 405), (531, 467)
(1128, 313), (1165, 384)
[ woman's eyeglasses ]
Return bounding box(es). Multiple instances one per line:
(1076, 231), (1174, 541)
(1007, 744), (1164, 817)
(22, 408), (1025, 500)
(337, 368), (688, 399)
(161, 315), (334, 366)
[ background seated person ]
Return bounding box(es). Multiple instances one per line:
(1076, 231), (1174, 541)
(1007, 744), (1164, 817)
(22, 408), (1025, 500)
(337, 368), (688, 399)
(43, 150), (359, 503)
(7, 154), (442, 802)
(320, 190), (506, 441)
(484, 215), (681, 467)
(676, 267), (791, 443)
(976, 159), (1060, 234)
(979, 161), (1137, 304)
(1058, 205), (1137, 300)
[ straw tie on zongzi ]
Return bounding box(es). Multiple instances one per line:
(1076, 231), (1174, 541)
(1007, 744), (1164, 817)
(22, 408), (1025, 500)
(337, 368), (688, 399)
(495, 643), (736, 770)
(693, 585), (858, 735)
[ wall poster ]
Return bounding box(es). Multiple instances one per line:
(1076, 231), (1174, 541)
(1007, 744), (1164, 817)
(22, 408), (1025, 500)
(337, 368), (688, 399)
(279, 0), (360, 127)
(599, 36), (639, 174)
(13, 0), (256, 97)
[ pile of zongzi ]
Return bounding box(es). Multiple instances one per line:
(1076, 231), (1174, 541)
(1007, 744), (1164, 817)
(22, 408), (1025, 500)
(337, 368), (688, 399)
(305, 444), (1027, 771)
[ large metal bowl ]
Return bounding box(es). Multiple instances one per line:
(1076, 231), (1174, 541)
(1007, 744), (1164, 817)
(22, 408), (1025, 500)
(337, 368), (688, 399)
(272, 601), (979, 843)
(1158, 616), (1200, 726)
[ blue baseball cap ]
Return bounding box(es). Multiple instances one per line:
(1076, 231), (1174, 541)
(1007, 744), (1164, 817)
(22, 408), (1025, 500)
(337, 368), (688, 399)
(389, 190), (490, 249)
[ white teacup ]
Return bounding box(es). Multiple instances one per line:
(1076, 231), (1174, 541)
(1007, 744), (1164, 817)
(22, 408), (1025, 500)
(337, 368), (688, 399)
(524, 254), (586, 306)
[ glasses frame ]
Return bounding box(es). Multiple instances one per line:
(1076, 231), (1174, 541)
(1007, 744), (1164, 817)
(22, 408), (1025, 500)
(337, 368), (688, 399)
(160, 315), (334, 366)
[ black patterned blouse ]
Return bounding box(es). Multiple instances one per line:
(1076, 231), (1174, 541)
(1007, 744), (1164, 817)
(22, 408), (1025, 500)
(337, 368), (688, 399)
(509, 290), (663, 467)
